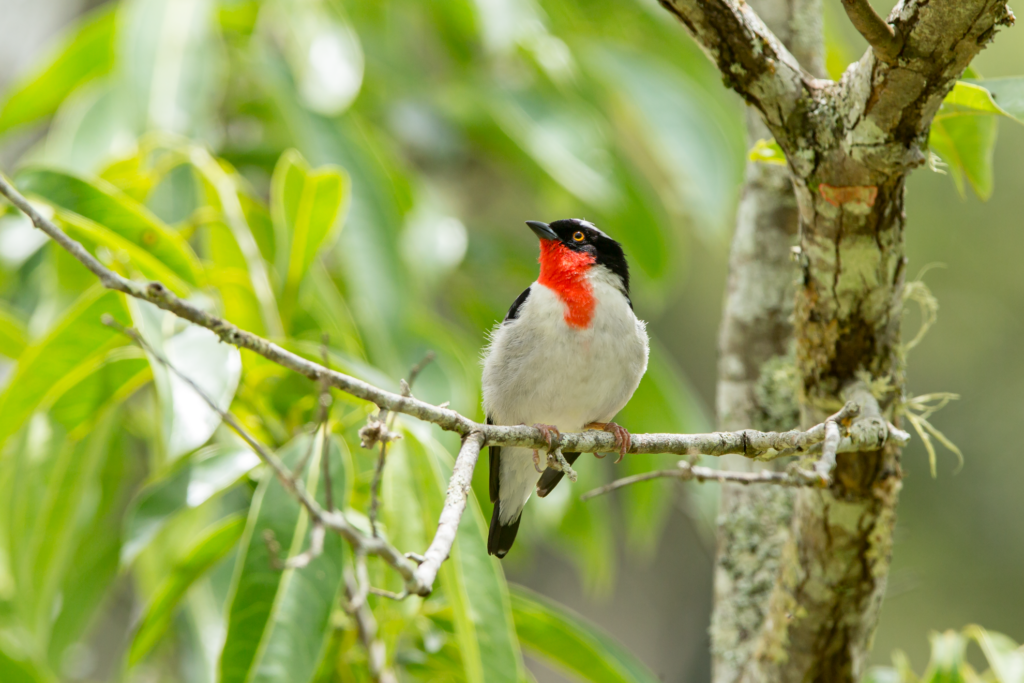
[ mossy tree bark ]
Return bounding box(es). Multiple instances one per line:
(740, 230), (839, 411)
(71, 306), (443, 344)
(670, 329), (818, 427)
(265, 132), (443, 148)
(710, 1), (822, 679)
(659, 0), (1016, 681)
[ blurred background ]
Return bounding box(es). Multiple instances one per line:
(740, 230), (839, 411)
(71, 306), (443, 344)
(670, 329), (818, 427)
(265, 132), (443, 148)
(0, 0), (1021, 681)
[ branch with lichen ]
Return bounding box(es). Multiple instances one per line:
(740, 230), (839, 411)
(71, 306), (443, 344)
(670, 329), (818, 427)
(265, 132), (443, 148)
(0, 173), (910, 600)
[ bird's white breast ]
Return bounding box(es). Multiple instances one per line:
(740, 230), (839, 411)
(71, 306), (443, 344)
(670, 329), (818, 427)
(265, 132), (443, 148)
(482, 266), (649, 522)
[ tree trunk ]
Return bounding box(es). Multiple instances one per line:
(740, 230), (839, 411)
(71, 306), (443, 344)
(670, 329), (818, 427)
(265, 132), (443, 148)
(711, 3), (822, 680)
(664, 0), (1017, 680)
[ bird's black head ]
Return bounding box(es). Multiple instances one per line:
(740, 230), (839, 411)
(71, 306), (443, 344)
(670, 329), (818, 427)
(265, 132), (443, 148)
(526, 219), (630, 295)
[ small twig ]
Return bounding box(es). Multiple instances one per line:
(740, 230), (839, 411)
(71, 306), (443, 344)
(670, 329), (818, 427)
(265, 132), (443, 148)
(369, 438), (388, 538)
(368, 586), (409, 601)
(292, 426), (320, 479)
(263, 523), (326, 570)
(369, 352), (434, 537)
(545, 447), (577, 483)
(343, 566), (397, 683)
(840, 0), (902, 64)
(99, 316), (425, 594)
(347, 551), (371, 612)
(581, 460), (822, 500)
(403, 350), (436, 398)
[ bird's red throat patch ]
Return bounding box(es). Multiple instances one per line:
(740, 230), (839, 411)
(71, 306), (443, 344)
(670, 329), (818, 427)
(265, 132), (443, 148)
(537, 240), (595, 329)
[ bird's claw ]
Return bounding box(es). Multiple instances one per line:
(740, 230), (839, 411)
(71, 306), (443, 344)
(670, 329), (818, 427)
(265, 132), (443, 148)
(584, 422), (631, 463)
(532, 450), (544, 473)
(532, 423), (561, 453)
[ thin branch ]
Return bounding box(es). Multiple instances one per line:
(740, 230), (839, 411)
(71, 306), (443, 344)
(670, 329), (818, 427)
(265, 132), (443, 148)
(264, 523), (326, 570)
(369, 352), (436, 536)
(412, 431), (485, 592)
(368, 586), (408, 601)
(346, 551), (371, 612)
(368, 414), (389, 539)
(99, 316), (427, 594)
(0, 172), (886, 461)
(656, 0), (810, 133)
(839, 0), (902, 63)
(344, 565), (398, 683)
(582, 460), (822, 500)
(0, 174), (911, 598)
(584, 391), (903, 499)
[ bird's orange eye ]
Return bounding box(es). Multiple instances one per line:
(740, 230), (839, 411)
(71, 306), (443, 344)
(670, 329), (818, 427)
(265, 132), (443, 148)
(572, 231), (585, 242)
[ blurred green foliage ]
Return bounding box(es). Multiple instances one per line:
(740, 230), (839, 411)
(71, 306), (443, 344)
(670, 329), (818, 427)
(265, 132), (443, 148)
(0, 0), (739, 679)
(2, 0), (1021, 679)
(863, 625), (1024, 683)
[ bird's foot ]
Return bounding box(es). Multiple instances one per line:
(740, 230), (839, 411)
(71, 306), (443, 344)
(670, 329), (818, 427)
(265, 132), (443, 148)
(531, 423), (561, 452)
(584, 422), (631, 463)
(532, 450), (544, 473)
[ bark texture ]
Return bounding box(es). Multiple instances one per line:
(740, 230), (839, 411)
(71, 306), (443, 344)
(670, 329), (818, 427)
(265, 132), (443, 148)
(660, 0), (1016, 680)
(710, 0), (822, 678)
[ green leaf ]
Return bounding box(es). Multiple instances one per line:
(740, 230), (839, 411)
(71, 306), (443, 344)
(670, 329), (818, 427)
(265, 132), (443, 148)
(54, 209), (193, 294)
(929, 112), (998, 201)
(46, 426), (132, 669)
(31, 77), (141, 175)
(0, 648), (44, 683)
(203, 220), (266, 336)
(404, 429), (525, 683)
(15, 168), (204, 286)
(862, 668), (903, 683)
(922, 630), (968, 683)
(0, 6), (116, 136)
(490, 92), (622, 210)
(266, 64), (409, 365)
(189, 150), (285, 339)
(130, 299), (242, 460)
(0, 287), (130, 450)
(270, 150), (350, 328)
(749, 138), (787, 165)
(937, 82), (1008, 118)
(118, 0), (225, 136)
(46, 347), (150, 439)
(971, 77), (1024, 124)
(510, 585), (659, 683)
(0, 304), (27, 359)
(26, 408), (120, 643)
(122, 442), (260, 564)
(585, 44), (745, 242)
(965, 625), (1024, 683)
(129, 514), (246, 666)
(220, 434), (347, 683)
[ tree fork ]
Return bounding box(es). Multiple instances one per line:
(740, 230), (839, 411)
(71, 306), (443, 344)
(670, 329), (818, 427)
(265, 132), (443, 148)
(656, 0), (1014, 681)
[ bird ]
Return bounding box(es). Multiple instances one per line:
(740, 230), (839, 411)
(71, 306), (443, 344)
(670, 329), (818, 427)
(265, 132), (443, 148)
(481, 218), (649, 558)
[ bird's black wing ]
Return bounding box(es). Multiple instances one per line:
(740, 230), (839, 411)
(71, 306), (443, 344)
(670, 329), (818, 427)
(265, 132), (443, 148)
(504, 286), (531, 323)
(488, 288), (529, 503)
(487, 416), (499, 502)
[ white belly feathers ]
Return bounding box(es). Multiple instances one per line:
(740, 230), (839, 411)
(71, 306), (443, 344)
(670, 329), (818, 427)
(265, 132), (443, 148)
(481, 267), (649, 523)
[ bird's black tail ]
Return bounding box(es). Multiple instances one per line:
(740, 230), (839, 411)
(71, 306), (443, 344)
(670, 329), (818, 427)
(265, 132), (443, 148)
(487, 503), (521, 558)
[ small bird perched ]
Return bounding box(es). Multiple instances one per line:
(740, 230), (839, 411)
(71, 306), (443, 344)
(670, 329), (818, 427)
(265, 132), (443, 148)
(482, 219), (649, 558)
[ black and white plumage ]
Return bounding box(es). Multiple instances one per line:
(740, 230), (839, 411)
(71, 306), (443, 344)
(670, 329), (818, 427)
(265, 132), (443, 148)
(481, 219), (649, 557)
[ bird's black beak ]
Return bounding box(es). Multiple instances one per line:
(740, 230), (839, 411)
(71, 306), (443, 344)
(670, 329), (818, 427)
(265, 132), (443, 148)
(526, 220), (558, 241)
